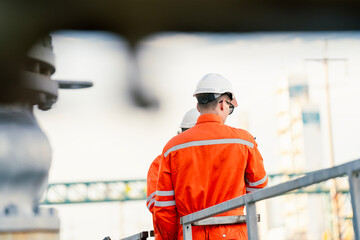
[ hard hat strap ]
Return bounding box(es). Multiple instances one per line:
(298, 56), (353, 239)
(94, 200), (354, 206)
(196, 93), (220, 104)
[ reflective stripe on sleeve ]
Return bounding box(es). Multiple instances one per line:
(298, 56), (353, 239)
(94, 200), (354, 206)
(164, 138), (254, 157)
(246, 183), (268, 193)
(155, 200), (176, 207)
(147, 198), (155, 209)
(156, 190), (175, 196)
(146, 191), (156, 202)
(246, 187), (257, 193)
(246, 174), (268, 187)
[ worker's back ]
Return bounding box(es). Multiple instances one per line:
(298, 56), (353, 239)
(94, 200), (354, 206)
(155, 114), (268, 239)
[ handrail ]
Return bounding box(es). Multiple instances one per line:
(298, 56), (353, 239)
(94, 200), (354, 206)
(181, 159), (360, 240)
(104, 231), (150, 240)
(192, 214), (260, 226)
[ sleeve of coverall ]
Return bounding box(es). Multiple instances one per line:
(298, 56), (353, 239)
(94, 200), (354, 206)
(154, 154), (178, 240)
(146, 155), (161, 213)
(245, 141), (268, 193)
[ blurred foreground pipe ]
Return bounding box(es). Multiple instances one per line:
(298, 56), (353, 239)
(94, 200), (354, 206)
(0, 104), (60, 240)
(0, 36), (62, 240)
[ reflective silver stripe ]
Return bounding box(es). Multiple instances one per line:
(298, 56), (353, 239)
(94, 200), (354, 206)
(164, 138), (254, 157)
(146, 191), (156, 202)
(147, 198), (155, 209)
(156, 190), (175, 196)
(246, 174), (268, 187)
(155, 200), (176, 207)
(246, 187), (257, 193)
(246, 183), (268, 192)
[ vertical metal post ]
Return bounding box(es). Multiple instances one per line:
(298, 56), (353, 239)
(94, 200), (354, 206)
(305, 41), (347, 240)
(348, 171), (360, 239)
(325, 55), (337, 238)
(246, 202), (259, 240)
(323, 43), (342, 240)
(183, 223), (193, 240)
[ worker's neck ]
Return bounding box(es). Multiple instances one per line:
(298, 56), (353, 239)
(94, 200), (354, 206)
(200, 110), (226, 124)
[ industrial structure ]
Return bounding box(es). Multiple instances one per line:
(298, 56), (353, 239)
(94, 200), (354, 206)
(274, 73), (338, 239)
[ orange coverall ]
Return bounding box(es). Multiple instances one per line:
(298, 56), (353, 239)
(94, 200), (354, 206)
(154, 114), (268, 240)
(147, 155), (163, 240)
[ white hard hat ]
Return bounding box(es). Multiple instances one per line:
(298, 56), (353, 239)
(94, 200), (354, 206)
(193, 73), (238, 107)
(179, 108), (200, 129)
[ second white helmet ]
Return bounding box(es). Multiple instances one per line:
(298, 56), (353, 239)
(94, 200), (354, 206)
(179, 108), (200, 129)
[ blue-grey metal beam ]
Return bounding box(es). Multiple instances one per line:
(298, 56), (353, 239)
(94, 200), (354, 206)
(40, 174), (349, 205)
(349, 170), (360, 239)
(41, 180), (147, 205)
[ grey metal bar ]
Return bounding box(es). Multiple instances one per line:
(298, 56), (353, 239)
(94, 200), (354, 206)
(181, 159), (360, 240)
(348, 170), (360, 240)
(249, 159), (360, 203)
(120, 231), (148, 240)
(183, 223), (193, 240)
(246, 202), (259, 240)
(180, 196), (246, 225)
(192, 215), (259, 226)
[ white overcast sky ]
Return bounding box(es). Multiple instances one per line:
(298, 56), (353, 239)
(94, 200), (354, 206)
(35, 31), (360, 240)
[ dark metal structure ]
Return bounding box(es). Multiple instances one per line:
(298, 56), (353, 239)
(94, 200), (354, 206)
(1, 0), (360, 104)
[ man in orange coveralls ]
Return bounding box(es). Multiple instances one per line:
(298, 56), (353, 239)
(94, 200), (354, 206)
(147, 108), (200, 239)
(154, 73), (268, 240)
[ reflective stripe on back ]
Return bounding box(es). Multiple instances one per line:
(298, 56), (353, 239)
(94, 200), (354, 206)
(246, 174), (268, 187)
(155, 200), (176, 207)
(164, 138), (254, 157)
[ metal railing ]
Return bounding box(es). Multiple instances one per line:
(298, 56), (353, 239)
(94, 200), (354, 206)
(180, 159), (360, 240)
(104, 230), (154, 240)
(119, 231), (149, 240)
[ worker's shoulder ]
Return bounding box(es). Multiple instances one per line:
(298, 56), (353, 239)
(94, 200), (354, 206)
(225, 125), (255, 139)
(150, 155), (161, 169)
(152, 154), (162, 165)
(162, 127), (197, 152)
(147, 154), (161, 178)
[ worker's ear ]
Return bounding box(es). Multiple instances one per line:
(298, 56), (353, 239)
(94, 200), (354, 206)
(196, 103), (200, 113)
(219, 100), (225, 111)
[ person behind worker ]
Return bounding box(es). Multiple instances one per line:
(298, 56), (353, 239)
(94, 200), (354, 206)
(154, 73), (268, 239)
(146, 108), (200, 240)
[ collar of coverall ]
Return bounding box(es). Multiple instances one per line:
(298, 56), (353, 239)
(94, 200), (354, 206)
(196, 114), (223, 125)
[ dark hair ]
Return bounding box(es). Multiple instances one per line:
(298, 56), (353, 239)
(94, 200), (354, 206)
(197, 93), (231, 112)
(196, 93), (217, 104)
(197, 99), (218, 112)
